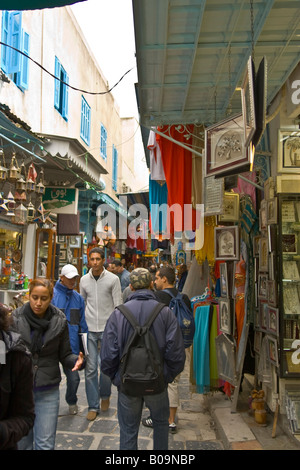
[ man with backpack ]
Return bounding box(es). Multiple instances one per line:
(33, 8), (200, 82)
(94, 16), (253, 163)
(142, 265), (193, 434)
(100, 268), (185, 450)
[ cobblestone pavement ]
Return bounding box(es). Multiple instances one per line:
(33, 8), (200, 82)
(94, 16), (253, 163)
(55, 358), (224, 451)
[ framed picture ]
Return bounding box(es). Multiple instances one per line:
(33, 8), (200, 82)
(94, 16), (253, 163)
(278, 129), (300, 174)
(241, 56), (256, 148)
(259, 199), (267, 231)
(259, 300), (268, 331)
(253, 235), (260, 257)
(283, 260), (300, 280)
(267, 198), (278, 225)
(252, 56), (267, 148)
(258, 237), (268, 272)
(59, 249), (67, 262)
(267, 307), (279, 336)
(254, 330), (262, 354)
(219, 192), (240, 222)
(258, 273), (268, 299)
(214, 226), (239, 260)
(69, 235), (81, 248)
(282, 233), (297, 254)
(205, 113), (251, 178)
(283, 284), (300, 315)
(219, 262), (228, 297)
(57, 235), (66, 243)
(266, 335), (279, 367)
(267, 280), (278, 307)
(219, 298), (231, 334)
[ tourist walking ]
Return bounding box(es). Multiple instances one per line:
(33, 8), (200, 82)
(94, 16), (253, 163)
(0, 304), (34, 450)
(100, 268), (185, 450)
(142, 265), (192, 433)
(52, 264), (88, 415)
(110, 259), (131, 292)
(12, 278), (84, 450)
(80, 247), (122, 420)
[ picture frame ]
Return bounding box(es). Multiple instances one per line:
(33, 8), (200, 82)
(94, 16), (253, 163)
(214, 225), (239, 260)
(267, 280), (278, 307)
(258, 273), (268, 299)
(219, 298), (231, 334)
(57, 235), (66, 243)
(69, 235), (81, 248)
(267, 306), (279, 336)
(259, 199), (267, 231)
(258, 237), (268, 272)
(253, 235), (260, 257)
(283, 284), (300, 315)
(59, 249), (67, 262)
(252, 56), (267, 148)
(219, 262), (228, 297)
(282, 233), (297, 254)
(254, 330), (262, 354)
(259, 300), (268, 331)
(278, 129), (300, 174)
(241, 56), (256, 148)
(219, 192), (240, 222)
(267, 198), (278, 225)
(205, 113), (251, 178)
(283, 260), (300, 280)
(266, 335), (279, 367)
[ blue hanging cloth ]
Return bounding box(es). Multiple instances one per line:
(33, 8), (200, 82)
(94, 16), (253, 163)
(193, 305), (210, 394)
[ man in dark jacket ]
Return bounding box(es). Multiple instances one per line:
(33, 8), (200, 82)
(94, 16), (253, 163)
(52, 264), (88, 415)
(101, 268), (185, 450)
(0, 305), (34, 450)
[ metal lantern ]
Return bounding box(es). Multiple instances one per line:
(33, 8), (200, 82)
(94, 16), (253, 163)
(36, 168), (45, 195)
(27, 201), (35, 221)
(16, 176), (27, 192)
(0, 193), (8, 213)
(15, 203), (27, 225)
(14, 190), (26, 203)
(8, 153), (19, 182)
(26, 176), (36, 192)
(0, 149), (7, 181)
(6, 191), (15, 216)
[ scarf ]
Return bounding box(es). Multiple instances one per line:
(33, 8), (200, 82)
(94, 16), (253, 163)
(22, 302), (53, 355)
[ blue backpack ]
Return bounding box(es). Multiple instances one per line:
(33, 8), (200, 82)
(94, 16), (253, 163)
(165, 289), (195, 348)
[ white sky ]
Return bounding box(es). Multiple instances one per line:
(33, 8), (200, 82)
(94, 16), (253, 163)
(71, 0), (138, 118)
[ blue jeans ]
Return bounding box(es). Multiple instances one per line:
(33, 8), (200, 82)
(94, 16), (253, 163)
(85, 331), (111, 412)
(63, 366), (80, 406)
(18, 387), (60, 450)
(118, 389), (169, 450)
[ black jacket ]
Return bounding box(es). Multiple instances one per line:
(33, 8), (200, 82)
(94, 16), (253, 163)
(0, 330), (35, 450)
(12, 303), (78, 389)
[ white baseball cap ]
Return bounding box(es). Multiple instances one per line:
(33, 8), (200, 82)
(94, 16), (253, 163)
(61, 264), (79, 279)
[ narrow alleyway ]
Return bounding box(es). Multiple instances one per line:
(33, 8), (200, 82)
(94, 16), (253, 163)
(55, 354), (300, 451)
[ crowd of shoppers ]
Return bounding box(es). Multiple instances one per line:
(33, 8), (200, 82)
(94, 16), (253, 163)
(0, 250), (189, 450)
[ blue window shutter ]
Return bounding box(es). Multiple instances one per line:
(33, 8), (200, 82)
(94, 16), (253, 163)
(80, 96), (91, 145)
(112, 145), (118, 191)
(9, 11), (22, 74)
(54, 56), (61, 109)
(1, 11), (10, 73)
(62, 71), (69, 121)
(100, 124), (107, 160)
(18, 30), (29, 90)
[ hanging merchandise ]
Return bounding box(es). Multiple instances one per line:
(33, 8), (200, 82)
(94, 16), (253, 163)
(0, 149), (7, 181)
(6, 191), (15, 217)
(8, 153), (19, 182)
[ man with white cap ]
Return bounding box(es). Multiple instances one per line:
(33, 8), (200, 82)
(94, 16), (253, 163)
(52, 264), (88, 415)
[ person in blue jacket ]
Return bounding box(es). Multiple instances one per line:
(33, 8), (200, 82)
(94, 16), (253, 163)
(52, 264), (88, 415)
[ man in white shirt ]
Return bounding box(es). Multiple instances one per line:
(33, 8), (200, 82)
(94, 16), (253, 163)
(80, 247), (122, 420)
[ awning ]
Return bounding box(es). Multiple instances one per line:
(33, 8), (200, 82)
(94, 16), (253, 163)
(0, 0), (85, 10)
(97, 193), (128, 219)
(40, 134), (107, 189)
(0, 106), (46, 163)
(117, 190), (149, 211)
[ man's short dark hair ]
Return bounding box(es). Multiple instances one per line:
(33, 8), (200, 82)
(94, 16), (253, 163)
(89, 247), (105, 259)
(157, 266), (175, 285)
(111, 259), (122, 267)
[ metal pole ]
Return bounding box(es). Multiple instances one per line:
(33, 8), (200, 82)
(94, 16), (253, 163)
(0, 132), (46, 162)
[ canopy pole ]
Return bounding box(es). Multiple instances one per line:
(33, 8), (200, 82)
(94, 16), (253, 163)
(150, 127), (203, 158)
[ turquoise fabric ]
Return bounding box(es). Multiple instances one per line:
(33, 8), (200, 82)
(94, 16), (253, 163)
(193, 305), (210, 394)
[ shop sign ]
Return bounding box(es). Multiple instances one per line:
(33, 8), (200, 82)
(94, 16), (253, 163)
(43, 187), (78, 214)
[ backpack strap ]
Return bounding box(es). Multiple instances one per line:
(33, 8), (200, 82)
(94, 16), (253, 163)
(117, 302), (165, 329)
(163, 288), (176, 298)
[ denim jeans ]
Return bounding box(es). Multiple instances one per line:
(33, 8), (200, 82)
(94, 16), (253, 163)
(118, 389), (169, 450)
(63, 366), (80, 406)
(18, 387), (60, 450)
(85, 331), (111, 412)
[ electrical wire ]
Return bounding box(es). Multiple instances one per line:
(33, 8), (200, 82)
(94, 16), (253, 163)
(0, 41), (134, 96)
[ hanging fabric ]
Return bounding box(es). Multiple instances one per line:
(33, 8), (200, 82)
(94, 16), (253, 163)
(193, 305), (210, 394)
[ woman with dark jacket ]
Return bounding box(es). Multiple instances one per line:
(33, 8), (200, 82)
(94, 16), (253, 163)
(0, 304), (34, 450)
(11, 278), (84, 450)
